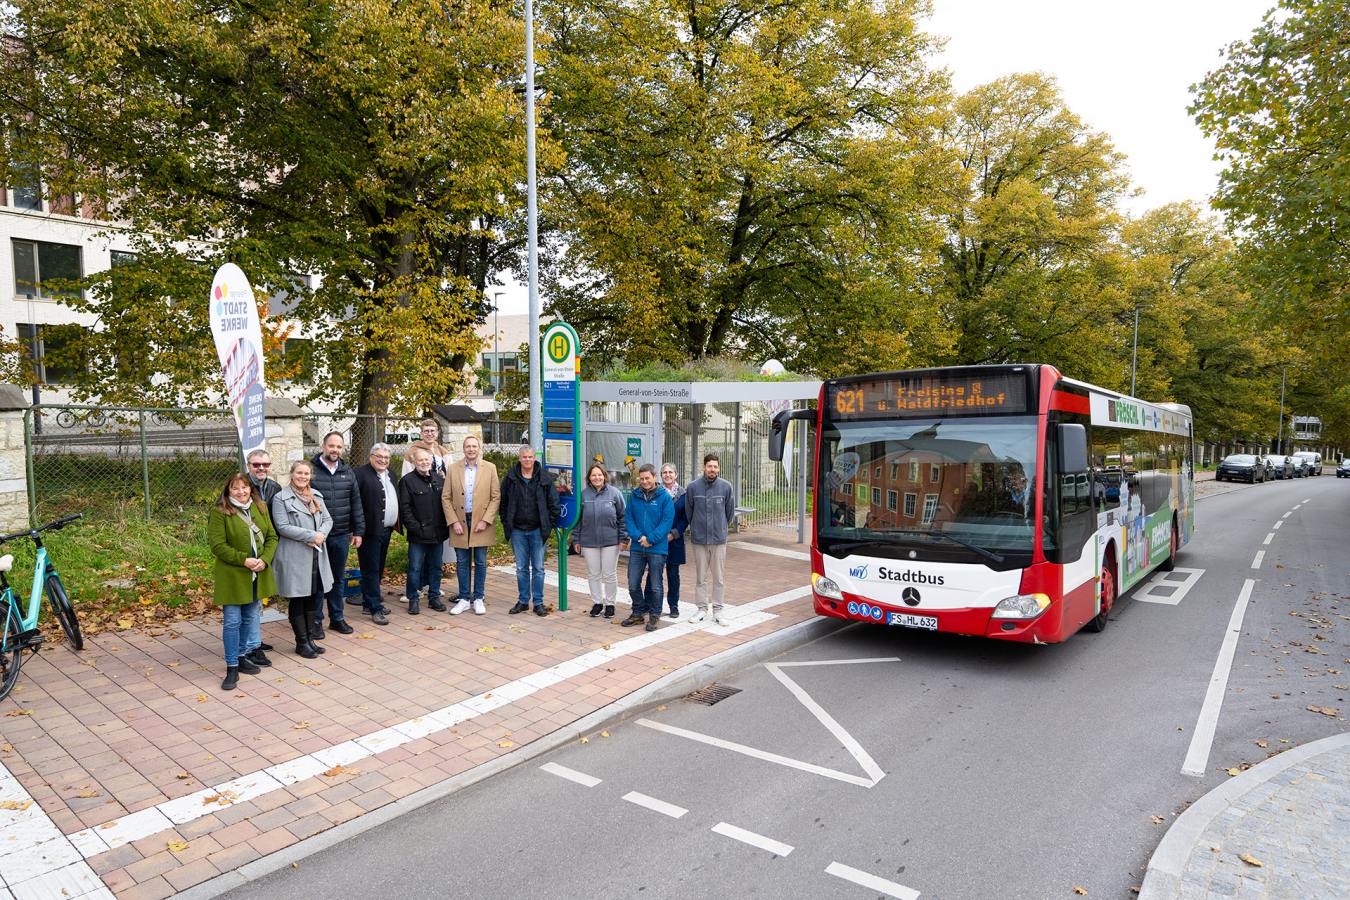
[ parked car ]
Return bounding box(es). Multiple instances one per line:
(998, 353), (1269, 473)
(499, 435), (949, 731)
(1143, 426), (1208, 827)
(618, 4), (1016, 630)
(1266, 454), (1297, 479)
(1292, 451), (1323, 476)
(1337, 458), (1350, 478)
(1290, 456), (1310, 478)
(1216, 454), (1265, 483)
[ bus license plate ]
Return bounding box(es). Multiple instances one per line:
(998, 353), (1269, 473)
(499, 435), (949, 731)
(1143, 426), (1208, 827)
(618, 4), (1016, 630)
(888, 612), (937, 631)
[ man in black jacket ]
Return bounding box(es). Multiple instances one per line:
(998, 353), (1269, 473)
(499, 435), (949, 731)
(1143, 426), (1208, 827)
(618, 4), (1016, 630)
(398, 447), (449, 615)
(310, 432), (365, 636)
(353, 443), (399, 625)
(246, 450), (282, 505)
(500, 447), (560, 616)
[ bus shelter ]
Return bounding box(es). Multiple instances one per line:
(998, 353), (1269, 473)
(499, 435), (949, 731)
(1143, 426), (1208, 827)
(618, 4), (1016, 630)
(579, 380), (821, 541)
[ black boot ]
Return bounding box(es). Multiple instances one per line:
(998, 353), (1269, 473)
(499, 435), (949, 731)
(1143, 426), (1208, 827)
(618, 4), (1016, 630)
(408, 597), (421, 615)
(290, 600), (318, 658)
(311, 616), (325, 640)
(645, 613), (659, 632)
(590, 603), (603, 617)
(603, 605), (615, 619)
(236, 654), (261, 675)
(221, 666), (239, 691)
(247, 648), (272, 667)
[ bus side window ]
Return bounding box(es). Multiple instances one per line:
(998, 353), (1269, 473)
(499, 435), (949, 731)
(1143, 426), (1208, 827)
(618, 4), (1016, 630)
(1092, 430), (1122, 512)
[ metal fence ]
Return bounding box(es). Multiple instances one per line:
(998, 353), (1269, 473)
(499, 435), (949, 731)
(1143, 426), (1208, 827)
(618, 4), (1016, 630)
(26, 403), (242, 528)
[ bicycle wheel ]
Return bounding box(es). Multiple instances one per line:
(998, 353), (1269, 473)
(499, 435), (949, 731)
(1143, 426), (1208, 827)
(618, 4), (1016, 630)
(45, 572), (83, 651)
(56, 410), (76, 428)
(86, 410), (107, 428)
(0, 597), (22, 702)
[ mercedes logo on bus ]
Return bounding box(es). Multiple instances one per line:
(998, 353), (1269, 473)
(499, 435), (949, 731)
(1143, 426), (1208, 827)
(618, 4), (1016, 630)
(902, 587), (921, 606)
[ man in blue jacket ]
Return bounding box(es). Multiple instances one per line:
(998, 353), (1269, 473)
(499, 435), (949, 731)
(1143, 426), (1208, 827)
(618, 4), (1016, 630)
(623, 464), (674, 632)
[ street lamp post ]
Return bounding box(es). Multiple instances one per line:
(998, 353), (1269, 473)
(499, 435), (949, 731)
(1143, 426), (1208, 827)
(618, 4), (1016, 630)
(1275, 365), (1286, 455)
(524, 0), (542, 450)
(1130, 304), (1140, 397)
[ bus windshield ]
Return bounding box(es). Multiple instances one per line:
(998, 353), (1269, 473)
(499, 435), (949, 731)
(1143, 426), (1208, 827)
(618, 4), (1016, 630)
(817, 415), (1039, 566)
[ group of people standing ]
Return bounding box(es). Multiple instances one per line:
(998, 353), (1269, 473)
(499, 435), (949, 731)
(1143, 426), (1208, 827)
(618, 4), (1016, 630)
(208, 419), (735, 689)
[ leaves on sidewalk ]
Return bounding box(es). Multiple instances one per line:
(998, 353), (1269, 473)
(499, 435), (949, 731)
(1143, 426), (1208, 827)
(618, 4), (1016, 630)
(1149, 815), (1164, 824)
(1238, 853), (1263, 867)
(1072, 887), (1088, 895)
(1305, 705), (1339, 717)
(322, 765), (357, 778)
(4, 709), (32, 717)
(167, 839), (189, 853)
(0, 800), (32, 811)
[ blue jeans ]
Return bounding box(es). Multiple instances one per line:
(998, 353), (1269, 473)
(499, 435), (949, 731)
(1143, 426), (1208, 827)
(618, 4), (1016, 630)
(357, 527), (393, 613)
(318, 532), (352, 624)
(406, 542), (444, 602)
(509, 528), (546, 607)
(665, 558), (682, 613)
(455, 545), (488, 601)
(222, 600), (261, 666)
(628, 552), (666, 617)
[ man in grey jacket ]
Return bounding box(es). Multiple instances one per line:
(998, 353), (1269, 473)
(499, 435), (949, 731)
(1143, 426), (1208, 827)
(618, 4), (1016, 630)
(683, 452), (736, 625)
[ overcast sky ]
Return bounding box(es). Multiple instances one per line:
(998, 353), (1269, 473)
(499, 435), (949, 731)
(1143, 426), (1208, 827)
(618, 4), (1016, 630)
(495, 0), (1275, 316)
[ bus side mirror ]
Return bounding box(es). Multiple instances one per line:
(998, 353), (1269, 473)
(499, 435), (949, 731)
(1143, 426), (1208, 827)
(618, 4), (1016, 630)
(769, 409), (813, 461)
(1057, 424), (1088, 474)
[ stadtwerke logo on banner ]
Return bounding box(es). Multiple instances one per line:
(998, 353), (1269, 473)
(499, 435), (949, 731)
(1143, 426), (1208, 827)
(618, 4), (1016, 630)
(208, 264), (267, 455)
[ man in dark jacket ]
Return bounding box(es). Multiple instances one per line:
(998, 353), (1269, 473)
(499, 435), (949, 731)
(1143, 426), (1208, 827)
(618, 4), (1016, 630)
(499, 447), (560, 616)
(353, 443), (399, 625)
(310, 432), (365, 637)
(684, 452), (736, 626)
(246, 450), (282, 505)
(398, 447), (448, 615)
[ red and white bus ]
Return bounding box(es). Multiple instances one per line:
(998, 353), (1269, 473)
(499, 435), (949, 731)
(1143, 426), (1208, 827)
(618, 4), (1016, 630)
(769, 365), (1194, 643)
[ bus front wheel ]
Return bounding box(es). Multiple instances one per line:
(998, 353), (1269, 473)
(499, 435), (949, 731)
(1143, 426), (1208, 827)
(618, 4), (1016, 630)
(1087, 558), (1115, 633)
(1159, 518), (1178, 572)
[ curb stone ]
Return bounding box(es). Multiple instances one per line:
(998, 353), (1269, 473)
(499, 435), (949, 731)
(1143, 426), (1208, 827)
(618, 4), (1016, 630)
(1138, 730), (1350, 900)
(176, 614), (850, 900)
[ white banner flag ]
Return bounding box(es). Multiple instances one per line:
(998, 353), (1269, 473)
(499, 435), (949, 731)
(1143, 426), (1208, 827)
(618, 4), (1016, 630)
(208, 264), (267, 456)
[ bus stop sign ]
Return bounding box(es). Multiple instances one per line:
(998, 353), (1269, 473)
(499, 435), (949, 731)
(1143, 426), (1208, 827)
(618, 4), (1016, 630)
(541, 322), (581, 609)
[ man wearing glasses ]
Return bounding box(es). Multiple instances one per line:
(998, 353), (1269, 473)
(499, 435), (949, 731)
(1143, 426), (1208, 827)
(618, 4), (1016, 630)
(246, 449), (282, 504)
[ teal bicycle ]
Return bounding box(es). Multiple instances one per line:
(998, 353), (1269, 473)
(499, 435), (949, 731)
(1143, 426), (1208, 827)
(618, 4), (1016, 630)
(0, 514), (84, 701)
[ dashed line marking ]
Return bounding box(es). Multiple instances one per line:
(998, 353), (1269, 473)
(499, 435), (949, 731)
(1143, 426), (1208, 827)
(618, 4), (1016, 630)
(1251, 551), (1264, 569)
(825, 861), (921, 899)
(1262, 533), (1274, 545)
(622, 791), (688, 819)
(711, 822), (794, 856)
(1273, 521), (1284, 529)
(1182, 579), (1257, 777)
(1281, 511), (1292, 519)
(540, 763), (601, 788)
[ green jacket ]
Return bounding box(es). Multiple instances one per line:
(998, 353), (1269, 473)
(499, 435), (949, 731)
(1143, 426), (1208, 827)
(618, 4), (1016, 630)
(208, 504), (279, 605)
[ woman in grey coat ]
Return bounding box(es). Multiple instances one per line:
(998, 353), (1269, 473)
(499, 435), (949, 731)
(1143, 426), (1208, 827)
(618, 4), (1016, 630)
(270, 460), (334, 658)
(571, 463), (627, 619)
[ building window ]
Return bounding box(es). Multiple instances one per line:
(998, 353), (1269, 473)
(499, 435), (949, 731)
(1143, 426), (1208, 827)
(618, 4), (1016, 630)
(842, 482), (853, 495)
(921, 494), (939, 525)
(281, 338), (314, 384)
(871, 487), (881, 505)
(904, 493), (916, 517)
(929, 463), (940, 483)
(887, 490), (898, 512)
(12, 239), (82, 299)
(18, 322), (85, 384)
(480, 351), (519, 395)
(908, 461), (918, 482)
(109, 250), (138, 268)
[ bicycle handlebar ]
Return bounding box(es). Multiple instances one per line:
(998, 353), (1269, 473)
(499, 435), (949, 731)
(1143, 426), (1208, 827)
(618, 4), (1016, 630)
(0, 513), (83, 544)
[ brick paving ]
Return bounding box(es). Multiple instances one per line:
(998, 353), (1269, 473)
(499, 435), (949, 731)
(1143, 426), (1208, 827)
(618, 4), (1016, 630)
(0, 531), (813, 898)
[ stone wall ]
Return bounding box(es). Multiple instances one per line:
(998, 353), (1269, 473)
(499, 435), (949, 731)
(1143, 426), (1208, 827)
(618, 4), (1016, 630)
(0, 385), (30, 532)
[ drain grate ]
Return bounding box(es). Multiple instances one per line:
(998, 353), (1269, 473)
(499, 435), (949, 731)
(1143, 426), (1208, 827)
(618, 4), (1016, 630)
(684, 683), (742, 706)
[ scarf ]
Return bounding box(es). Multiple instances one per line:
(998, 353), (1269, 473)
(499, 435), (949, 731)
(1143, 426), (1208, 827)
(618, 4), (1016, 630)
(292, 485), (321, 515)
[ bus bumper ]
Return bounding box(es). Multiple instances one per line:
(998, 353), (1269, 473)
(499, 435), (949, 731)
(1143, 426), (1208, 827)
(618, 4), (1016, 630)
(813, 593), (1064, 643)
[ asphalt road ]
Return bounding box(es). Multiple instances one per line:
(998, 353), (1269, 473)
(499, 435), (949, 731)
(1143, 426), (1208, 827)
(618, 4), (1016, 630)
(227, 474), (1347, 900)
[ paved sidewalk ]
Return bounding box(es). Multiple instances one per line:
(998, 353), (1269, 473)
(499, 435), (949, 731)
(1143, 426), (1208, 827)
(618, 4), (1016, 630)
(0, 532), (816, 900)
(1140, 732), (1350, 900)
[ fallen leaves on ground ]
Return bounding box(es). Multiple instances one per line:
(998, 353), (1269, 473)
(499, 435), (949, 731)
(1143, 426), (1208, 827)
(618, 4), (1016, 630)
(322, 765), (357, 778)
(300, 679), (322, 687)
(1239, 853), (1263, 867)
(356, 633), (375, 640)
(1072, 887), (1088, 896)
(1150, 815), (1164, 824)
(292, 721), (312, 730)
(167, 839), (189, 853)
(201, 790), (238, 807)
(477, 646), (497, 653)
(0, 800), (31, 811)
(194, 694), (208, 703)
(579, 736), (589, 744)
(498, 740), (514, 748)
(4, 709), (32, 717)
(1, 743), (12, 752)
(1254, 739), (1269, 748)
(600, 731), (609, 738)
(74, 789), (100, 798)
(175, 772), (191, 780)
(1306, 705), (1339, 717)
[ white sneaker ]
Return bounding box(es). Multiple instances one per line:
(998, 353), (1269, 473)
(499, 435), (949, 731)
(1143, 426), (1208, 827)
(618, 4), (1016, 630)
(689, 609), (706, 624)
(449, 599), (471, 616)
(714, 614), (727, 627)
(473, 599), (486, 615)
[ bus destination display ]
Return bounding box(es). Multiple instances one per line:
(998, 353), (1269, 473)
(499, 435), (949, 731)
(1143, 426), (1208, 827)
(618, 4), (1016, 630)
(828, 372), (1029, 419)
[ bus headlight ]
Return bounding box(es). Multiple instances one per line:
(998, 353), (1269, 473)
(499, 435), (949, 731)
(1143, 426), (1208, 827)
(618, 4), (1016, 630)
(991, 593), (1051, 619)
(812, 573), (843, 601)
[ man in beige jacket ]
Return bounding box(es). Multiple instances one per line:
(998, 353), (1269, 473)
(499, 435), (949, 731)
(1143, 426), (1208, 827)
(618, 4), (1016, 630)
(441, 435), (499, 615)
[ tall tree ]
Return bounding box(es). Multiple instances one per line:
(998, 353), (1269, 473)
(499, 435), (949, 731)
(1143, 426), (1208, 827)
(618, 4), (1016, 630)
(1190, 0), (1350, 444)
(936, 73), (1134, 384)
(0, 0), (539, 447)
(541, 0), (956, 371)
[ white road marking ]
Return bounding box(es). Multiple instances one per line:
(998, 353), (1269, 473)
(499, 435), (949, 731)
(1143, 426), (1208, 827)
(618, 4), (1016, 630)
(66, 578), (807, 857)
(540, 763), (601, 788)
(622, 791), (688, 818)
(1281, 512), (1292, 519)
(825, 861), (921, 900)
(711, 822), (793, 856)
(0, 760), (113, 899)
(1182, 579), (1257, 777)
(637, 657), (898, 787)
(1262, 533), (1274, 545)
(1135, 568), (1205, 606)
(1251, 550), (1264, 569)
(1273, 520), (1283, 529)
(638, 719), (875, 787)
(734, 541), (811, 561)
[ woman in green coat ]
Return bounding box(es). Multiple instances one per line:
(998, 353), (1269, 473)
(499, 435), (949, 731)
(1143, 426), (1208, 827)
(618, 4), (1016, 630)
(208, 472), (279, 691)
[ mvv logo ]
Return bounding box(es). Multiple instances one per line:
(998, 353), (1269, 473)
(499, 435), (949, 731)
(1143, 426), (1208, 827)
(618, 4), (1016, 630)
(849, 564), (868, 579)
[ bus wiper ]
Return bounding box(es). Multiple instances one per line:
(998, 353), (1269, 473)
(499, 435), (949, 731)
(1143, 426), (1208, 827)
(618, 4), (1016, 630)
(872, 529), (1005, 564)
